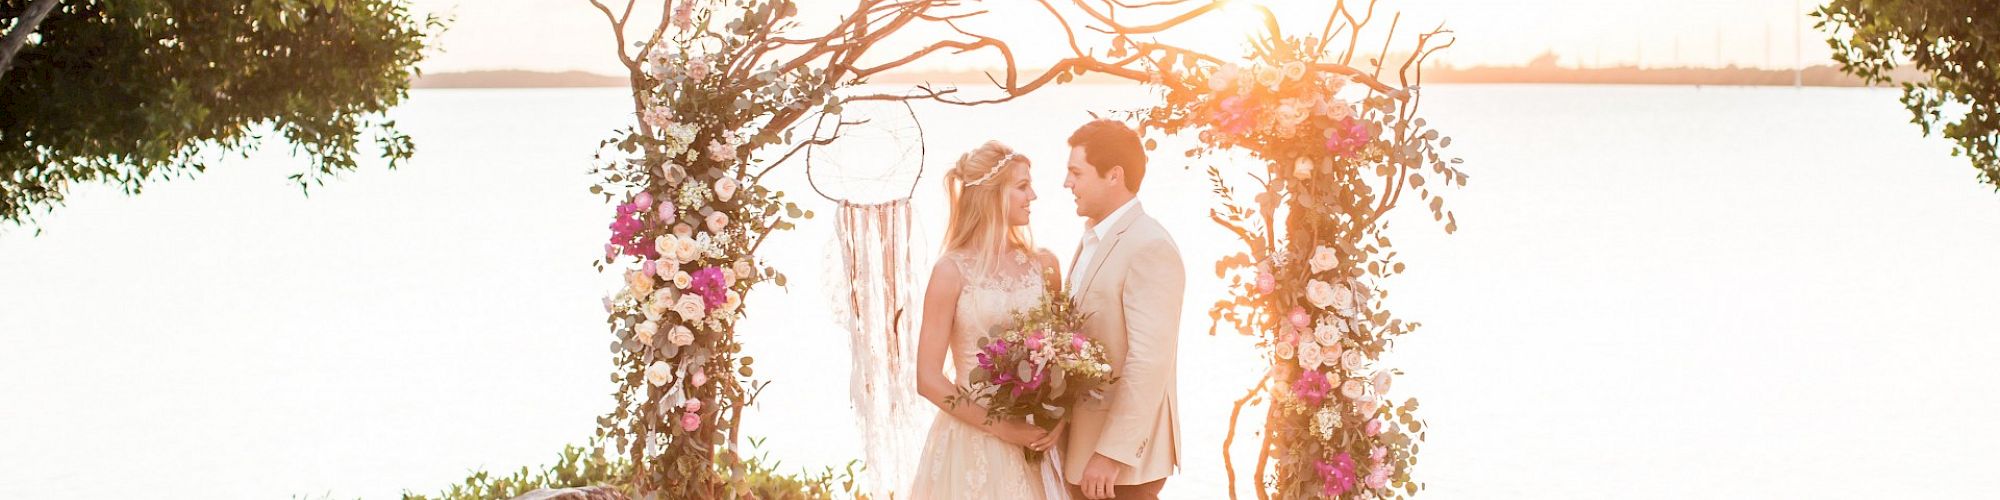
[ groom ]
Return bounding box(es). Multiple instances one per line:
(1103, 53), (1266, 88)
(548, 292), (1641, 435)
(1060, 119), (1184, 500)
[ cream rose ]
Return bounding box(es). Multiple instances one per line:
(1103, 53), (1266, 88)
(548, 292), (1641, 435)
(1306, 279), (1337, 309)
(667, 325), (694, 347)
(1340, 379), (1366, 399)
(1342, 349), (1365, 371)
(1275, 340), (1296, 360)
(714, 177), (739, 202)
(1297, 341), (1323, 370)
(721, 290), (742, 314)
(1314, 322), (1340, 346)
(1293, 156), (1315, 180)
(733, 260), (754, 280)
(673, 294), (706, 322)
(1331, 282), (1356, 316)
(644, 296), (668, 321)
(635, 321), (659, 346)
(1310, 245), (1339, 274)
(1372, 370), (1393, 394)
(654, 235), (677, 260)
(721, 267), (737, 288)
(645, 361), (672, 387)
(674, 271), (693, 290)
(626, 269), (656, 296)
(674, 237), (700, 262)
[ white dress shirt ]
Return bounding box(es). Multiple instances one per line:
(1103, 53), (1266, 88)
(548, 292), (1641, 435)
(1069, 198), (1141, 289)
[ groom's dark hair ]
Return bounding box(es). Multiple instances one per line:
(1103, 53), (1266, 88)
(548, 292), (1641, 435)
(1067, 119), (1147, 192)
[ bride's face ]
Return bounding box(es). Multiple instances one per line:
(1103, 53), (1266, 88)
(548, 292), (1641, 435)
(1002, 162), (1036, 226)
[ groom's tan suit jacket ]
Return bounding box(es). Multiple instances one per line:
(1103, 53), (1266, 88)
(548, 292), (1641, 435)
(1064, 202), (1185, 485)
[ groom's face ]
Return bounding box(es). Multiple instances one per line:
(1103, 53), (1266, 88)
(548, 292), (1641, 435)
(1064, 146), (1120, 221)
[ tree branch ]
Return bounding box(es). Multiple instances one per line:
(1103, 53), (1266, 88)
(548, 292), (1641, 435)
(0, 0), (63, 82)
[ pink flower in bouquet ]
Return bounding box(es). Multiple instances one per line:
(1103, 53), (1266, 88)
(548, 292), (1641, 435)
(685, 56), (710, 81)
(1071, 335), (1086, 351)
(705, 211), (729, 233)
(1365, 416), (1384, 436)
(1342, 349), (1366, 371)
(1208, 64), (1238, 92)
(667, 325), (694, 347)
(1370, 446), (1388, 462)
(1217, 95), (1258, 135)
(672, 0), (695, 31)
(641, 259), (658, 278)
(1025, 331), (1044, 351)
(682, 398), (702, 413)
(714, 177), (739, 202)
(1372, 370), (1393, 394)
(680, 410), (700, 432)
(643, 106), (674, 131)
(1325, 117), (1369, 157)
(1291, 370), (1332, 407)
(688, 266), (728, 311)
(604, 243), (619, 261)
(690, 369), (707, 387)
(1317, 454), (1358, 498)
(635, 191), (654, 209)
(706, 139), (735, 163)
(1366, 468), (1390, 489)
(1289, 307), (1311, 330)
(1255, 270), (1275, 294)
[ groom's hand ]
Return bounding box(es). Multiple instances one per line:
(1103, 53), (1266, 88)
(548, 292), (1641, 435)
(1079, 453), (1122, 499)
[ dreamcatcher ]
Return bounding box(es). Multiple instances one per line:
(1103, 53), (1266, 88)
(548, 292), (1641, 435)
(806, 98), (928, 497)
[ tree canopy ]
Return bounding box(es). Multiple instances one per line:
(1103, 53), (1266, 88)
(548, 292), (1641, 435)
(0, 0), (438, 226)
(1816, 0), (2000, 189)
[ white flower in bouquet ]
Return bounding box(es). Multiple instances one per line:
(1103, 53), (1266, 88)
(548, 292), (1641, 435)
(732, 260), (755, 281)
(1283, 61), (1307, 81)
(1306, 279), (1337, 309)
(1371, 370), (1393, 394)
(1209, 64), (1238, 92)
(1275, 338), (1296, 360)
(1297, 341), (1324, 370)
(1340, 379), (1366, 399)
(673, 295), (706, 322)
(1341, 349), (1366, 371)
(1310, 245), (1339, 274)
(635, 321), (659, 346)
(1323, 342), (1345, 369)
(721, 290), (741, 314)
(1311, 406), (1341, 439)
(1331, 282), (1356, 316)
(667, 325), (695, 347)
(644, 295), (670, 321)
(713, 177), (739, 202)
(645, 361), (672, 387)
(1313, 322), (1341, 346)
(1293, 156), (1315, 180)
(674, 236), (701, 263)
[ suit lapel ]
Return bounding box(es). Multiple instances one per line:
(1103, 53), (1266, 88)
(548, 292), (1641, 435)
(1076, 203), (1146, 299)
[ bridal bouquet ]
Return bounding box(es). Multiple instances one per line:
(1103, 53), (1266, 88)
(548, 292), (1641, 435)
(946, 291), (1115, 461)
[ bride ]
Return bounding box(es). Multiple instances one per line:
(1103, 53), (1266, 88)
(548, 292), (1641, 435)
(907, 141), (1070, 499)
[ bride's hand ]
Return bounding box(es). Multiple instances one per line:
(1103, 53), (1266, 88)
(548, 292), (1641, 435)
(1028, 420), (1067, 452)
(992, 420), (1048, 448)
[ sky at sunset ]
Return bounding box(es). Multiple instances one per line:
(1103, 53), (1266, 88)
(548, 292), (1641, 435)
(405, 0), (1839, 75)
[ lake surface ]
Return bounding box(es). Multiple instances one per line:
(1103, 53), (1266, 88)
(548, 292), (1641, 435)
(4, 84), (1998, 499)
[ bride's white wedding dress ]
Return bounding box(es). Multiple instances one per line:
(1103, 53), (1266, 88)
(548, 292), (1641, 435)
(906, 249), (1069, 500)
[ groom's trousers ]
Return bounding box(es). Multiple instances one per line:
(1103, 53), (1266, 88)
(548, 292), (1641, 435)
(1067, 478), (1165, 500)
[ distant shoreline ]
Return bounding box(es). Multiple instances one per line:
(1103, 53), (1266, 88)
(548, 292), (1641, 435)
(414, 65), (1916, 90)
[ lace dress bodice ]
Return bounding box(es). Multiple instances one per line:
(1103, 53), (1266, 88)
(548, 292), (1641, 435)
(945, 249), (1048, 381)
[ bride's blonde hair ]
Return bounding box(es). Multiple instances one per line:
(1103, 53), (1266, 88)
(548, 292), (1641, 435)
(942, 141), (1033, 261)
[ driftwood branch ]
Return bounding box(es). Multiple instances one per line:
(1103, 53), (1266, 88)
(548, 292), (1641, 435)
(0, 0), (63, 82)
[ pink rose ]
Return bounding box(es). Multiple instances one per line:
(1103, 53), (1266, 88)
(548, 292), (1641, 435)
(680, 411), (700, 432)
(691, 369), (707, 387)
(682, 398), (702, 413)
(1365, 417), (1384, 436)
(705, 211), (729, 233)
(672, 1), (694, 31)
(1370, 446), (1388, 462)
(1071, 336), (1086, 351)
(1255, 271), (1275, 294)
(672, 223), (694, 238)
(685, 56), (710, 81)
(1288, 307), (1311, 329)
(1372, 370), (1393, 394)
(658, 200), (677, 221)
(1365, 468), (1389, 489)
(604, 243), (618, 261)
(635, 191), (653, 209)
(706, 139), (735, 162)
(1356, 395), (1379, 416)
(714, 177), (739, 202)
(1342, 349), (1365, 371)
(641, 259), (658, 278)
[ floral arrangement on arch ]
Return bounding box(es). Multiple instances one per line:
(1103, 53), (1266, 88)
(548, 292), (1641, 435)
(1141, 18), (1463, 499)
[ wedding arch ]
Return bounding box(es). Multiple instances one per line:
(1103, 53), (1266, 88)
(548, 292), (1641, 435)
(584, 1), (1461, 498)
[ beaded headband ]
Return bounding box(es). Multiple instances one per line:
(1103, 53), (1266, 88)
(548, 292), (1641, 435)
(964, 151), (1018, 187)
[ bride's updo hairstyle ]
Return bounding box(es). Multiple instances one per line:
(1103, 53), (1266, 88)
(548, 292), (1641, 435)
(942, 140), (1033, 260)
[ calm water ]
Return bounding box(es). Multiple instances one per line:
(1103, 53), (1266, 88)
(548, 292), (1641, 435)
(4, 84), (1998, 499)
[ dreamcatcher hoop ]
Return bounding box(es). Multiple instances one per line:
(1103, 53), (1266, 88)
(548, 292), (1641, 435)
(805, 97), (929, 497)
